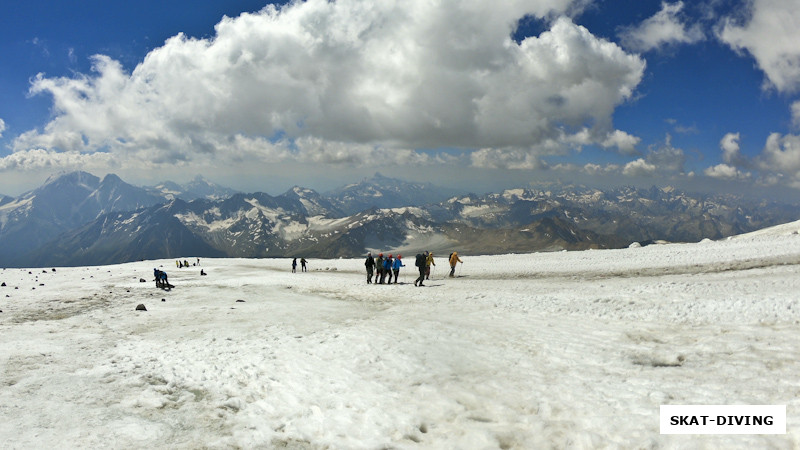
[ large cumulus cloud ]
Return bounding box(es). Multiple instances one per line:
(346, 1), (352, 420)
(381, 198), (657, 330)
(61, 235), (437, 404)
(9, 0), (644, 172)
(718, 0), (800, 93)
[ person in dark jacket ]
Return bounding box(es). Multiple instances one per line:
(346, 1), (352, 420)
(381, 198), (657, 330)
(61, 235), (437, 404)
(154, 268), (170, 289)
(365, 252), (375, 283)
(375, 253), (384, 284)
(414, 252), (427, 287)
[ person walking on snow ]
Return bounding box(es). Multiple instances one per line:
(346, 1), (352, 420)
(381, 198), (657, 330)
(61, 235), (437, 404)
(292, 258), (297, 273)
(391, 254), (405, 284)
(300, 258), (308, 272)
(365, 252), (375, 284)
(375, 253), (384, 284)
(382, 254), (394, 284)
(449, 251), (463, 277)
(414, 251), (428, 286)
(425, 251), (435, 280)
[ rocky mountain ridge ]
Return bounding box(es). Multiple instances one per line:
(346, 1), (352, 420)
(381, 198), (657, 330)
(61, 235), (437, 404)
(2, 171), (798, 267)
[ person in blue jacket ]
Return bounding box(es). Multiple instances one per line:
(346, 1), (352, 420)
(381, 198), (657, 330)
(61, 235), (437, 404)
(381, 254), (393, 284)
(391, 254), (405, 284)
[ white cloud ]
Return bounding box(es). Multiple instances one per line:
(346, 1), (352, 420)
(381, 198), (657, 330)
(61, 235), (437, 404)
(718, 0), (800, 93)
(792, 101), (800, 129)
(470, 148), (545, 170)
(719, 132), (750, 167)
(10, 0), (644, 174)
(582, 162), (620, 175)
(703, 163), (751, 180)
(0, 148), (117, 172)
(616, 134), (685, 177)
(601, 130), (640, 155)
(622, 158), (657, 177)
(0, 118), (5, 138)
(758, 133), (800, 177)
(619, 2), (705, 52)
(644, 134), (686, 173)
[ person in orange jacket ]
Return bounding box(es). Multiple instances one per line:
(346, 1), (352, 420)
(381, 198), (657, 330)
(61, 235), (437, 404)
(448, 251), (462, 277)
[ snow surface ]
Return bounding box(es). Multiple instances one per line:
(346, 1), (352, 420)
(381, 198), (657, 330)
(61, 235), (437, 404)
(1, 225), (799, 448)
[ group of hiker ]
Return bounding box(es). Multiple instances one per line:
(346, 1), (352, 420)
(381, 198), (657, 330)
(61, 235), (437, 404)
(363, 253), (406, 284)
(364, 250), (462, 286)
(152, 251), (463, 291)
(292, 258), (308, 273)
(176, 258), (200, 268)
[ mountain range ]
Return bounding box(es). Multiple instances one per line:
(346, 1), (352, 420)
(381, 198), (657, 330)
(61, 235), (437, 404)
(1, 171), (798, 267)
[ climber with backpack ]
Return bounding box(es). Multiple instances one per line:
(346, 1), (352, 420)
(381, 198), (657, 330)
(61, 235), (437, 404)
(414, 251), (428, 287)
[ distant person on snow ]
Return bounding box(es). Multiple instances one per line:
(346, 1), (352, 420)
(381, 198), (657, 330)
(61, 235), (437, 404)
(382, 254), (394, 284)
(300, 258), (308, 272)
(154, 268), (170, 289)
(425, 251), (435, 280)
(375, 253), (384, 284)
(414, 251), (427, 287)
(292, 258), (297, 273)
(449, 251), (463, 277)
(391, 254), (405, 284)
(365, 252), (375, 283)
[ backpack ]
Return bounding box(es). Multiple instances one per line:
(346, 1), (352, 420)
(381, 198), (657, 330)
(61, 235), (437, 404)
(415, 253), (425, 267)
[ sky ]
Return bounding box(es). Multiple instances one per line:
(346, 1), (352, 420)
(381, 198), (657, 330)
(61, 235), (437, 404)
(1, 0), (800, 199)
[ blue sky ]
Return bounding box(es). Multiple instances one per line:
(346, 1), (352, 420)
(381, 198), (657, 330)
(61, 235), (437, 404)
(1, 0), (800, 200)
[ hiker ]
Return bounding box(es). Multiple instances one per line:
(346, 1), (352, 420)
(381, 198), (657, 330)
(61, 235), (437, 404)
(391, 254), (405, 284)
(183, 260), (189, 268)
(200, 269), (207, 276)
(425, 251), (435, 280)
(292, 258), (297, 273)
(176, 260), (180, 268)
(365, 252), (375, 283)
(449, 251), (463, 277)
(381, 254), (394, 284)
(414, 252), (427, 286)
(375, 253), (384, 284)
(300, 258), (308, 272)
(154, 268), (170, 289)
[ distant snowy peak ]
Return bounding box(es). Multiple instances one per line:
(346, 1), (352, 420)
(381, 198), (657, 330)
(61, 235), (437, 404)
(148, 176), (238, 201)
(280, 186), (340, 217)
(328, 172), (460, 214)
(183, 175), (239, 200)
(40, 170), (100, 192)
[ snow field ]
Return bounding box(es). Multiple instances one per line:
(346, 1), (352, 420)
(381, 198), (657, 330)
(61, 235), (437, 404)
(0, 226), (799, 448)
